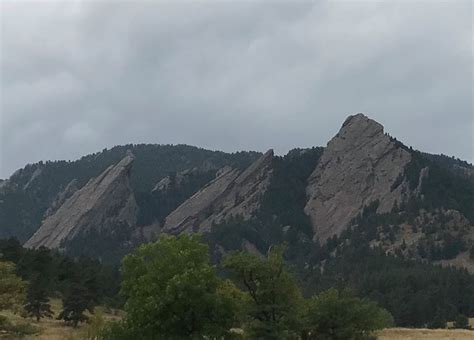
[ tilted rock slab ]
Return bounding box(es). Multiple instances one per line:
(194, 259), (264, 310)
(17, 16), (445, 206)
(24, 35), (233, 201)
(305, 114), (411, 243)
(24, 154), (137, 249)
(162, 150), (274, 234)
(43, 179), (79, 218)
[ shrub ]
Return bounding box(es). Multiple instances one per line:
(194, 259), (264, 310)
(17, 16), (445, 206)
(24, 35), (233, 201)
(303, 289), (393, 340)
(453, 314), (470, 329)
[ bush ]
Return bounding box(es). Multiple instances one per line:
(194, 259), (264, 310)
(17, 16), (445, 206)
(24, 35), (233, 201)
(453, 314), (470, 329)
(303, 289), (394, 340)
(0, 316), (39, 336)
(0, 315), (13, 331)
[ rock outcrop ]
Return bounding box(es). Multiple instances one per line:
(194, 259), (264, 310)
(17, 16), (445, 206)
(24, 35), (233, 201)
(162, 150), (274, 234)
(43, 179), (79, 218)
(305, 114), (411, 242)
(151, 167), (200, 194)
(24, 154), (137, 249)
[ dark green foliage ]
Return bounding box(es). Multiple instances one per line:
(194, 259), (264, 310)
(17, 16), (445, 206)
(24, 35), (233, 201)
(453, 314), (470, 329)
(115, 238), (391, 339)
(58, 281), (94, 327)
(56, 255), (109, 327)
(0, 145), (260, 241)
(260, 148), (323, 238)
(223, 246), (304, 339)
(0, 238), (121, 311)
(62, 221), (134, 264)
(403, 151), (474, 222)
(120, 234), (239, 338)
(304, 239), (474, 327)
(428, 310), (447, 329)
(207, 147), (323, 262)
(207, 147), (474, 329)
(94, 320), (134, 340)
(303, 288), (393, 340)
(0, 315), (39, 336)
(136, 169), (216, 227)
(426, 233), (466, 261)
(24, 277), (54, 321)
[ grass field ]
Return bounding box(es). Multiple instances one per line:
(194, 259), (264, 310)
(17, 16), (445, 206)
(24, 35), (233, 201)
(1, 301), (473, 339)
(377, 327), (474, 339)
(0, 298), (122, 340)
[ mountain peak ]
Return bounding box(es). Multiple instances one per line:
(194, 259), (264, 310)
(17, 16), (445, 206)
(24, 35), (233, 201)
(339, 113), (384, 140)
(305, 113), (411, 242)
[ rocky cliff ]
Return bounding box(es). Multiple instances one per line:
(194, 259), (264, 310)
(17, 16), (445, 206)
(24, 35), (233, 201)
(305, 114), (412, 242)
(24, 154), (137, 249)
(43, 179), (79, 218)
(162, 150), (274, 234)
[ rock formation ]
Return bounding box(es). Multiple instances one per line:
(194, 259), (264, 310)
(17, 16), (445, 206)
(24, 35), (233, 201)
(162, 150), (274, 234)
(151, 167), (200, 193)
(43, 179), (79, 218)
(305, 113), (412, 242)
(24, 154), (137, 249)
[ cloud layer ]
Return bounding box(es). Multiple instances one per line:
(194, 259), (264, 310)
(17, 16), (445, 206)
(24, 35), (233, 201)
(1, 0), (472, 178)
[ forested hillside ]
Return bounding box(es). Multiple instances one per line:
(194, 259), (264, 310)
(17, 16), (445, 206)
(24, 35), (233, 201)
(0, 144), (260, 241)
(1, 114), (473, 329)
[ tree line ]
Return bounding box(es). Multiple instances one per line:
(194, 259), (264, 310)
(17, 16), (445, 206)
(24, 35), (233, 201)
(0, 238), (120, 327)
(97, 234), (393, 339)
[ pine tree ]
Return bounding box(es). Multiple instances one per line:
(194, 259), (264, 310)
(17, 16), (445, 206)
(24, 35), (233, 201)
(24, 277), (53, 322)
(58, 282), (93, 327)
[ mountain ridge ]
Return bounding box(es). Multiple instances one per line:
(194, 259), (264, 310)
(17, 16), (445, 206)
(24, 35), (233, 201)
(1, 113), (473, 272)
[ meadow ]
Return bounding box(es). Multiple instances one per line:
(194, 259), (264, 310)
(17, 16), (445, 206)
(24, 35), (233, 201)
(1, 299), (473, 340)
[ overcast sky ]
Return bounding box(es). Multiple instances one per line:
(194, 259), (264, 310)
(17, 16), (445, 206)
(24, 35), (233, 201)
(0, 0), (472, 178)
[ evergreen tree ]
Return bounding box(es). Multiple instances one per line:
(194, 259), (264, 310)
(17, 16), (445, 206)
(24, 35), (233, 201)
(24, 276), (53, 321)
(453, 314), (470, 329)
(58, 281), (94, 327)
(427, 310), (447, 329)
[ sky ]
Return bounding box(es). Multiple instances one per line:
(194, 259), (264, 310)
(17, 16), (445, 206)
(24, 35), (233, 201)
(0, 0), (472, 178)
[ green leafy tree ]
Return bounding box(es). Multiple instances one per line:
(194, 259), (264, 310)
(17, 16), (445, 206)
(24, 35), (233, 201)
(303, 288), (393, 340)
(0, 261), (26, 312)
(223, 245), (304, 339)
(120, 234), (239, 338)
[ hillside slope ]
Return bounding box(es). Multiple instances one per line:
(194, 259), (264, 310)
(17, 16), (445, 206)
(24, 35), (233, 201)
(0, 144), (260, 242)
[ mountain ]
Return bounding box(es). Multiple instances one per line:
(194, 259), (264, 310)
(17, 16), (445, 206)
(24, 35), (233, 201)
(0, 144), (260, 243)
(24, 153), (137, 258)
(2, 113), (473, 327)
(161, 150), (273, 235)
(305, 113), (412, 242)
(1, 114), (473, 271)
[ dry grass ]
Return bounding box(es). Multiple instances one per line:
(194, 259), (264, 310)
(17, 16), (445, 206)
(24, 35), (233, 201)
(377, 318), (474, 340)
(377, 328), (474, 340)
(0, 298), (122, 340)
(2, 301), (474, 339)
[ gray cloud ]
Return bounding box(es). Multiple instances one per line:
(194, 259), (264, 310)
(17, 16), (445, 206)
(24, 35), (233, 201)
(1, 0), (472, 178)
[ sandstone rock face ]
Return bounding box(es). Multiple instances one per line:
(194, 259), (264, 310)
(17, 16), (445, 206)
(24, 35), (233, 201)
(43, 179), (79, 218)
(162, 150), (273, 234)
(151, 167), (201, 193)
(305, 114), (411, 242)
(24, 154), (137, 249)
